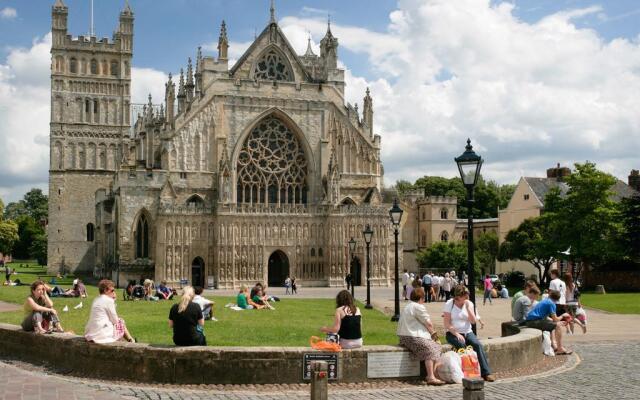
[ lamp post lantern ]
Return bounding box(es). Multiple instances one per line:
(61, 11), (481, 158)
(454, 138), (483, 334)
(348, 237), (357, 298)
(362, 224), (374, 309)
(389, 198), (404, 322)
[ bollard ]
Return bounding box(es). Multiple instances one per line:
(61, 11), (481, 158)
(462, 377), (485, 400)
(310, 360), (328, 400)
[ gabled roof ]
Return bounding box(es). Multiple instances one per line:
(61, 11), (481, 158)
(523, 176), (637, 206)
(229, 22), (312, 82)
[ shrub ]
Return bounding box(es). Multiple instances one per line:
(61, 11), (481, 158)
(503, 270), (526, 289)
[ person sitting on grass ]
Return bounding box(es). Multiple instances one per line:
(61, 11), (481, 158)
(512, 286), (540, 325)
(156, 280), (176, 300)
(252, 287), (275, 310)
(237, 285), (263, 310)
(169, 286), (206, 346)
(22, 280), (65, 334)
(193, 286), (217, 321)
(64, 278), (87, 298)
(525, 289), (572, 355)
(320, 290), (362, 349)
(397, 287), (444, 385)
(85, 279), (135, 343)
(143, 279), (159, 301)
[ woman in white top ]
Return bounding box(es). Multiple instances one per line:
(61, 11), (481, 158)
(442, 272), (453, 301)
(85, 279), (135, 343)
(397, 287), (444, 385)
(443, 285), (495, 382)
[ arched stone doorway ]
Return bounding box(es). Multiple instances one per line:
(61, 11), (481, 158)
(268, 250), (289, 287)
(191, 257), (205, 288)
(351, 256), (362, 286)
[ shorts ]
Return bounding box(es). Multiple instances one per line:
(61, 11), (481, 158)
(525, 319), (557, 332)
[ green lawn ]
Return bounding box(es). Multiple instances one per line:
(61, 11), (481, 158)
(580, 292), (640, 314)
(0, 263), (399, 346)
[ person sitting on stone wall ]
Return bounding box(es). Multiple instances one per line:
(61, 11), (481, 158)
(525, 289), (572, 355)
(512, 286), (540, 325)
(321, 290), (363, 349)
(85, 279), (135, 343)
(22, 280), (65, 334)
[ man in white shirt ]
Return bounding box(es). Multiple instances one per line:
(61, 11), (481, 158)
(548, 269), (567, 316)
(402, 269), (410, 300)
(193, 286), (217, 321)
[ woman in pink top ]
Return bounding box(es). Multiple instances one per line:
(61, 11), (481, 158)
(482, 275), (493, 305)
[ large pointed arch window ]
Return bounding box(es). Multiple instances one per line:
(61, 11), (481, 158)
(237, 116), (308, 205)
(253, 49), (293, 81)
(135, 214), (150, 259)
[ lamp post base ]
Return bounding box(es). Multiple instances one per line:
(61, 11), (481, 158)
(390, 314), (400, 322)
(365, 303), (373, 309)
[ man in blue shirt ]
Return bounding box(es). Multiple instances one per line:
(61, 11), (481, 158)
(422, 272), (433, 303)
(525, 290), (572, 355)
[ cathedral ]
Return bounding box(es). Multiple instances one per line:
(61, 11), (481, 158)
(47, 1), (395, 288)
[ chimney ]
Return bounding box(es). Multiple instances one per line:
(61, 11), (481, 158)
(546, 163), (571, 180)
(629, 169), (640, 192)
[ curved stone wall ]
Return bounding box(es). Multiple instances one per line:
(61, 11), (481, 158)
(0, 323), (542, 384)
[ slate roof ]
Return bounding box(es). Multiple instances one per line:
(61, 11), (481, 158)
(524, 177), (637, 206)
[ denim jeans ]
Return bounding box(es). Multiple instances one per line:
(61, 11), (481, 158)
(446, 331), (492, 377)
(483, 289), (492, 304)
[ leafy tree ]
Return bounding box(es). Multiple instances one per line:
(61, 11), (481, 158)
(394, 180), (414, 197)
(0, 198), (4, 217)
(30, 233), (48, 266)
(620, 192), (640, 262)
(497, 216), (559, 286)
(416, 241), (480, 276)
(553, 162), (622, 268)
(0, 220), (19, 256)
(13, 215), (44, 259)
(475, 231), (499, 274)
(3, 201), (26, 221)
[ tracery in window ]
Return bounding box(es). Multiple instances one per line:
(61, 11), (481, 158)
(236, 116), (308, 205)
(440, 231), (449, 242)
(253, 49), (293, 81)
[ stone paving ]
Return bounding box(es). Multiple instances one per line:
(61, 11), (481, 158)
(1, 342), (639, 399)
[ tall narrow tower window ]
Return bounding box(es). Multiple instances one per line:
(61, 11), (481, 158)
(90, 59), (98, 75)
(86, 223), (95, 242)
(135, 214), (150, 259)
(70, 58), (77, 73)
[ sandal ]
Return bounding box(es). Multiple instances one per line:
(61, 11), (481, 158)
(556, 350), (573, 355)
(426, 379), (446, 386)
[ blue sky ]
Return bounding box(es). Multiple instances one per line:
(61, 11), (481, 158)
(0, 0), (639, 203)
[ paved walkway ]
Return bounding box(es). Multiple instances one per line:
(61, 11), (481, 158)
(1, 342), (639, 399)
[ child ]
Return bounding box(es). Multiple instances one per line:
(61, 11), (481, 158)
(574, 306), (587, 334)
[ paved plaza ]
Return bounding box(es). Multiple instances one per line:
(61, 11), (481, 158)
(2, 286), (640, 399)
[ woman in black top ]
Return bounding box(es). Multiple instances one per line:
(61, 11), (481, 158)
(320, 290), (362, 349)
(168, 286), (206, 346)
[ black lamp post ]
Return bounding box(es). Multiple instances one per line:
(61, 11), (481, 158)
(362, 224), (374, 309)
(348, 237), (357, 298)
(389, 198), (404, 322)
(454, 138), (483, 334)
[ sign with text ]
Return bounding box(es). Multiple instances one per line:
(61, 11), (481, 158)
(303, 353), (339, 380)
(367, 352), (420, 378)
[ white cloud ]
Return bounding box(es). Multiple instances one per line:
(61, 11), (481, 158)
(280, 0), (640, 186)
(131, 67), (167, 104)
(0, 7), (17, 20)
(0, 34), (51, 203)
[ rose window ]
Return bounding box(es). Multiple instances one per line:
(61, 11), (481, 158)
(237, 116), (308, 205)
(253, 49), (293, 81)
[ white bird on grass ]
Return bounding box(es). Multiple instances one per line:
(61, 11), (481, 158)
(62, 305), (69, 312)
(73, 302), (83, 309)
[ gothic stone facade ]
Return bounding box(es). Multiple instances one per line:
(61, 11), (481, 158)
(47, 1), (394, 288)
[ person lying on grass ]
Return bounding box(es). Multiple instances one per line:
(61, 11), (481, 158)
(22, 280), (65, 334)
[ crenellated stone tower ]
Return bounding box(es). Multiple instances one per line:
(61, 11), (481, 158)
(48, 0), (133, 274)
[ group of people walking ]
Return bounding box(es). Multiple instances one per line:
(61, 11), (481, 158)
(402, 269), (463, 303)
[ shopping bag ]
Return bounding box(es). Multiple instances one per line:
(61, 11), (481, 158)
(310, 336), (342, 352)
(542, 331), (555, 356)
(458, 346), (481, 378)
(436, 351), (464, 383)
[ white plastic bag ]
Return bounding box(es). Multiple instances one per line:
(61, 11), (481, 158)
(436, 351), (464, 383)
(542, 331), (555, 356)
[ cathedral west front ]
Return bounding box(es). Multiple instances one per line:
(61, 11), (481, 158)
(47, 1), (396, 288)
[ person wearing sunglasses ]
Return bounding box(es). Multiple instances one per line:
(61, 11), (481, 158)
(85, 279), (135, 343)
